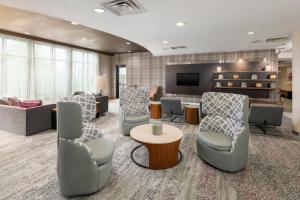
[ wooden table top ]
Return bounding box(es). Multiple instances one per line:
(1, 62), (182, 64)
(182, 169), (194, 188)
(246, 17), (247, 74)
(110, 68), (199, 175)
(130, 124), (183, 145)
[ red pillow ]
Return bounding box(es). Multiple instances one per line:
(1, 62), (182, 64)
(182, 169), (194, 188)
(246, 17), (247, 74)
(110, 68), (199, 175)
(19, 100), (42, 108)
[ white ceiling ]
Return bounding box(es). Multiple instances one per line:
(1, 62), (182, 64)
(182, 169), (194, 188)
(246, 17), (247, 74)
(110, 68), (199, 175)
(0, 0), (299, 56)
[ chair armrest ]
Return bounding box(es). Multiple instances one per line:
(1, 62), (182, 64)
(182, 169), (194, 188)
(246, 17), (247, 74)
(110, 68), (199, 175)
(231, 126), (249, 153)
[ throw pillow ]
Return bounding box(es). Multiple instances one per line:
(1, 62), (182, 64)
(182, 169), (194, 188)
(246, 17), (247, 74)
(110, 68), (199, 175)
(19, 100), (42, 108)
(8, 97), (20, 106)
(0, 98), (9, 105)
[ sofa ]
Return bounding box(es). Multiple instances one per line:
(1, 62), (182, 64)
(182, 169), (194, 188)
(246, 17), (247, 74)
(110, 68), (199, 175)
(0, 104), (56, 136)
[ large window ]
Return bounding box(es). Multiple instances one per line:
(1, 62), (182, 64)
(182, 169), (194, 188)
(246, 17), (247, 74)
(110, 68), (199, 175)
(33, 43), (71, 102)
(0, 37), (29, 99)
(72, 50), (98, 93)
(0, 34), (99, 102)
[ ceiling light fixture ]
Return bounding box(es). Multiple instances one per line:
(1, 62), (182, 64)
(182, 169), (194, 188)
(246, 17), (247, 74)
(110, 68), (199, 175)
(94, 8), (105, 13)
(247, 31), (255, 35)
(71, 22), (79, 25)
(176, 21), (186, 27)
(126, 42), (131, 45)
(128, 50), (131, 53)
(24, 32), (31, 35)
(162, 41), (168, 44)
(82, 37), (87, 40)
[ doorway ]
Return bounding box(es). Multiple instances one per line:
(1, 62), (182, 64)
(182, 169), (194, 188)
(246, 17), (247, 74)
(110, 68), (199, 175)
(116, 65), (126, 98)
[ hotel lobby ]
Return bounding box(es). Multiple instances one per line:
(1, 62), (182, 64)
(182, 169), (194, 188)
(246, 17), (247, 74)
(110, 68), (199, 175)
(0, 1), (299, 200)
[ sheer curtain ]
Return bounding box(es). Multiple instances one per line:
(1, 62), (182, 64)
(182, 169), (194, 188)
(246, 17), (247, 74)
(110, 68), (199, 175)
(0, 34), (99, 102)
(0, 36), (29, 99)
(72, 50), (98, 93)
(33, 42), (71, 102)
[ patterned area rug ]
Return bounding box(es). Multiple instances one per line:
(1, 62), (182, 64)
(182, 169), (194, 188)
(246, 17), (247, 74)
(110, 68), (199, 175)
(0, 101), (299, 200)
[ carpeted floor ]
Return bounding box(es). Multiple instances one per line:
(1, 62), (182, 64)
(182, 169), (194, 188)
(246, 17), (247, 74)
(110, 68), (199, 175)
(0, 100), (299, 200)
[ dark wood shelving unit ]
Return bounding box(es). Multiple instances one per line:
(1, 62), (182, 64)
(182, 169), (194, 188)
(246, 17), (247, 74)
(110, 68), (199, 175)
(214, 86), (277, 90)
(213, 79), (278, 82)
(213, 71), (279, 73)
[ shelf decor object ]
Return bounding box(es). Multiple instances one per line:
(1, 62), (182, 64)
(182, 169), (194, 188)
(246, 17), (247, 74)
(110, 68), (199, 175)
(217, 66), (222, 72)
(227, 82), (234, 87)
(233, 74), (240, 79)
(241, 82), (247, 88)
(270, 74), (277, 79)
(251, 74), (258, 80)
(218, 74), (224, 79)
(256, 83), (263, 88)
(265, 65), (272, 72)
(216, 82), (221, 87)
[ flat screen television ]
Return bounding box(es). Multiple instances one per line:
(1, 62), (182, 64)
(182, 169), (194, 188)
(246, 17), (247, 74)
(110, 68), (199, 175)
(176, 73), (199, 86)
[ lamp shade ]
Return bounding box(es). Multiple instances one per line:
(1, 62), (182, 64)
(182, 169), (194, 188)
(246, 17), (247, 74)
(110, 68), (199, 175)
(96, 75), (107, 94)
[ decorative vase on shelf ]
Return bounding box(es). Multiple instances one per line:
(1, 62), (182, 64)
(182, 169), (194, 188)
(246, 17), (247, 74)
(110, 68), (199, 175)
(241, 82), (247, 88)
(217, 66), (222, 72)
(270, 83), (276, 88)
(251, 74), (258, 80)
(216, 82), (221, 87)
(265, 65), (272, 72)
(218, 74), (224, 79)
(227, 82), (233, 87)
(270, 74), (277, 79)
(233, 74), (240, 79)
(256, 83), (263, 88)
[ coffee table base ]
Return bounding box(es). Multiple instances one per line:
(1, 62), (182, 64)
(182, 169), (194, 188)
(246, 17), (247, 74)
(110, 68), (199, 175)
(131, 143), (183, 170)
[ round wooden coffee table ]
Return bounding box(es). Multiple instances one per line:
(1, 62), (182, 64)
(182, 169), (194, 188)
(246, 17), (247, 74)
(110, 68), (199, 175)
(185, 105), (200, 124)
(150, 101), (161, 119)
(130, 124), (183, 170)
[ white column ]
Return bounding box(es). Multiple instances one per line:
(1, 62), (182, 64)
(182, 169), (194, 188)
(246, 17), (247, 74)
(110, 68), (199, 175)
(292, 32), (300, 133)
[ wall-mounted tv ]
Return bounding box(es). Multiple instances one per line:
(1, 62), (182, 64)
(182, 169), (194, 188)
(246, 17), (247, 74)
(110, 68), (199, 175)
(176, 73), (199, 86)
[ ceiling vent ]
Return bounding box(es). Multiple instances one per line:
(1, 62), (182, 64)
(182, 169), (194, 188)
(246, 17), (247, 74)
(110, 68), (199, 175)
(102, 0), (147, 16)
(265, 37), (288, 43)
(170, 46), (187, 50)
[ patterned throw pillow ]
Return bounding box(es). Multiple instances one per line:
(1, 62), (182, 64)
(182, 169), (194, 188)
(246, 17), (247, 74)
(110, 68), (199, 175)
(8, 97), (20, 106)
(0, 98), (9, 105)
(199, 115), (241, 137)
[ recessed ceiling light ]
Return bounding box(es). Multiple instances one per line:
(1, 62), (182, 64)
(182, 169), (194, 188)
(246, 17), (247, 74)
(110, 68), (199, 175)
(247, 31), (255, 35)
(40, 22), (46, 25)
(128, 50), (131, 53)
(24, 32), (31, 35)
(94, 8), (105, 13)
(162, 41), (168, 44)
(126, 42), (131, 45)
(176, 22), (186, 27)
(71, 21), (79, 25)
(82, 37), (87, 40)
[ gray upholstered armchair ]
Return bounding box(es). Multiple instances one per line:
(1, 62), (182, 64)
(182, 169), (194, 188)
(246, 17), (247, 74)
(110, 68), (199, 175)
(57, 95), (114, 196)
(119, 87), (150, 136)
(196, 92), (249, 172)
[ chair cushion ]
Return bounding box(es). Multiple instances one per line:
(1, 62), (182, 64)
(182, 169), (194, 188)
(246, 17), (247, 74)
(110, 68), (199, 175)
(197, 132), (232, 151)
(85, 138), (114, 166)
(124, 114), (149, 123)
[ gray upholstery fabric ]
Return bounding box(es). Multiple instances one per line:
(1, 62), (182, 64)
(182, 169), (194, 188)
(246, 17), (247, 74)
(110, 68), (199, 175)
(196, 92), (250, 172)
(249, 103), (283, 126)
(124, 114), (149, 123)
(197, 132), (232, 151)
(197, 127), (249, 172)
(85, 138), (114, 166)
(119, 87), (150, 136)
(0, 104), (55, 136)
(57, 102), (114, 196)
(160, 98), (184, 116)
